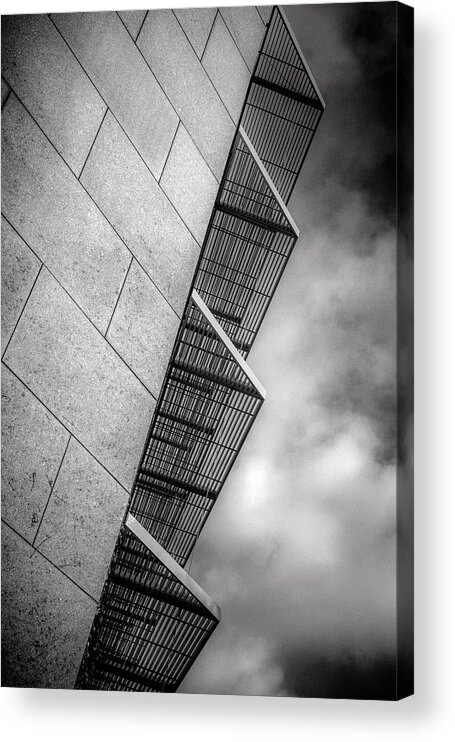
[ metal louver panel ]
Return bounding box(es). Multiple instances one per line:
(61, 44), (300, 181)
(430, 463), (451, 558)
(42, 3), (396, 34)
(130, 290), (265, 566)
(194, 126), (299, 354)
(75, 516), (219, 692)
(242, 5), (325, 202)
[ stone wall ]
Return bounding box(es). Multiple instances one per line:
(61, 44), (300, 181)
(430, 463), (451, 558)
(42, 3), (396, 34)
(1, 6), (270, 689)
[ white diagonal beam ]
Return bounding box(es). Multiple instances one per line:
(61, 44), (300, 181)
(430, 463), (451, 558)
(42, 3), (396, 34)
(190, 289), (266, 400)
(238, 125), (300, 238)
(125, 513), (221, 621)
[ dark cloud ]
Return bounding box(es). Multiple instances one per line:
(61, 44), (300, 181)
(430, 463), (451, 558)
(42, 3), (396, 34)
(181, 3), (399, 699)
(280, 647), (396, 700)
(288, 2), (397, 222)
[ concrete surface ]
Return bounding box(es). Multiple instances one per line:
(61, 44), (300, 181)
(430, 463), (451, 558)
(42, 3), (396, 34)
(220, 6), (265, 71)
(1, 522), (96, 689)
(202, 12), (251, 122)
(137, 9), (234, 180)
(160, 123), (219, 246)
(3, 268), (155, 490)
(174, 6), (217, 59)
(2, 77), (11, 106)
(1, 14), (106, 176)
(52, 10), (179, 181)
(36, 437), (130, 600)
(2, 94), (130, 334)
(1, 216), (41, 354)
(107, 259), (180, 397)
(118, 9), (147, 40)
(1, 365), (70, 543)
(257, 6), (273, 24)
(80, 111), (200, 315)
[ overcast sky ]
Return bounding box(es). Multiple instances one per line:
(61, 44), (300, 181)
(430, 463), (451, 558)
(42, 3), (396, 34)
(180, 2), (398, 699)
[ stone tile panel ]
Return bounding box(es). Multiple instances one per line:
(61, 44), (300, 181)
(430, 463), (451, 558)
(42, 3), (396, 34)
(1, 217), (41, 354)
(52, 10), (178, 181)
(137, 9), (234, 180)
(3, 268), (155, 490)
(202, 13), (251, 122)
(107, 259), (180, 397)
(118, 9), (147, 40)
(1, 365), (70, 543)
(1, 95), (130, 334)
(174, 6), (216, 58)
(160, 123), (219, 246)
(80, 112), (199, 315)
(1, 14), (106, 176)
(1, 522), (96, 689)
(36, 437), (129, 600)
(220, 6), (265, 71)
(1, 77), (10, 106)
(257, 6), (273, 25)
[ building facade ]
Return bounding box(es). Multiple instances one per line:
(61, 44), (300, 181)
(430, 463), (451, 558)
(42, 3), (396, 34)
(1, 5), (324, 691)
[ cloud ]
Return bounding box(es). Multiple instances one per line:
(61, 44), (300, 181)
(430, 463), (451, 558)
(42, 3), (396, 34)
(181, 4), (399, 699)
(280, 648), (396, 700)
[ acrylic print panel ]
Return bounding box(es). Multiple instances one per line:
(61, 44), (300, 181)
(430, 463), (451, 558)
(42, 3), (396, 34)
(1, 2), (413, 700)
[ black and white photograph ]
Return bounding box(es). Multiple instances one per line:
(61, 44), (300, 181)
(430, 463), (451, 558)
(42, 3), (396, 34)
(2, 0), (414, 708)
